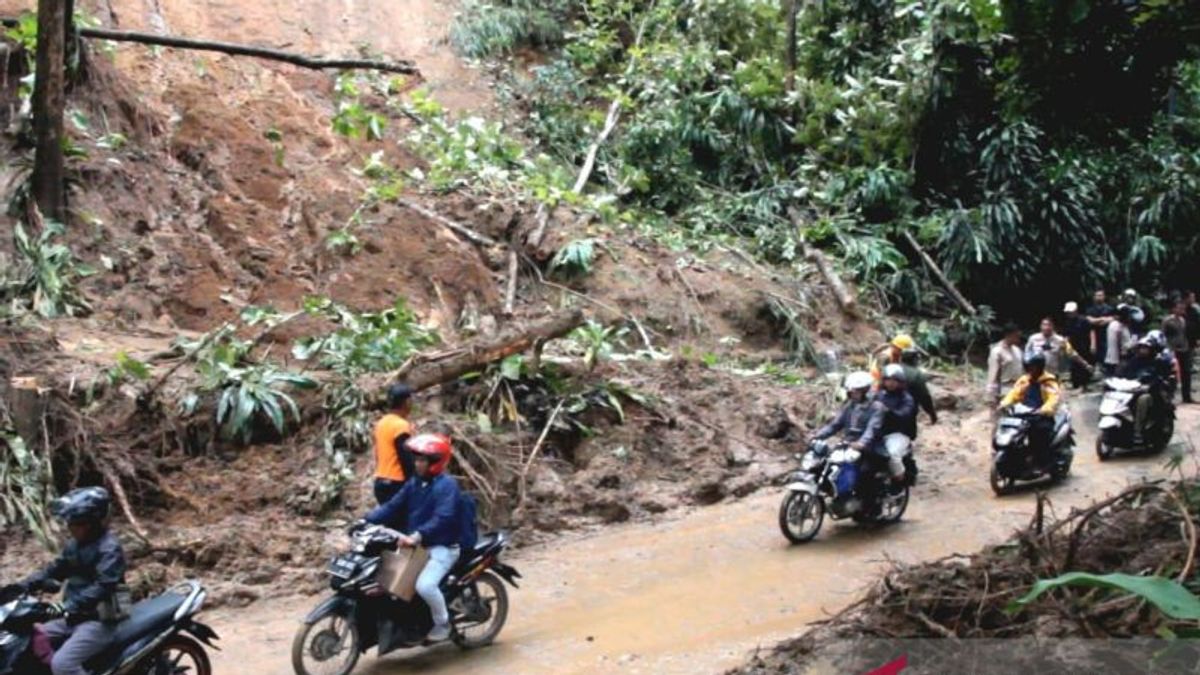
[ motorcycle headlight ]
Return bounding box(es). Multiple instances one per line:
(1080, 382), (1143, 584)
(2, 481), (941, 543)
(994, 428), (1017, 447)
(801, 453), (820, 471)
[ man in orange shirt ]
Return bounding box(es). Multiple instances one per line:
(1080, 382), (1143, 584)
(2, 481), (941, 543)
(373, 383), (415, 505)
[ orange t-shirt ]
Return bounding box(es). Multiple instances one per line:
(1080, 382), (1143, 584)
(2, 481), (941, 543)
(373, 414), (413, 481)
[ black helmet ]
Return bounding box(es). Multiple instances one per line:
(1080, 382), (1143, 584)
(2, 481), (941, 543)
(1023, 352), (1046, 371)
(51, 486), (111, 523)
(386, 383), (413, 410)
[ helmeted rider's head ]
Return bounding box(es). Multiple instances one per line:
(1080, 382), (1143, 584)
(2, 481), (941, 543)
(1137, 331), (1164, 359)
(387, 383), (413, 416)
(51, 486), (111, 544)
(1122, 288), (1138, 304)
(1023, 352), (1046, 377)
(888, 334), (914, 363)
(1063, 302), (1079, 318)
(408, 433), (452, 479)
(881, 364), (907, 392)
(843, 371), (873, 402)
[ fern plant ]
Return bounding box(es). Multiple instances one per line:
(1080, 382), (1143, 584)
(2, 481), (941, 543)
(550, 238), (599, 278)
(5, 221), (92, 318)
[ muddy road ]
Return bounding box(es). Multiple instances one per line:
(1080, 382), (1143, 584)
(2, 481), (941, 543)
(208, 396), (1197, 674)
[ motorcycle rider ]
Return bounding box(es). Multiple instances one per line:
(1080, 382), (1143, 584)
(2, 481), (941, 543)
(999, 353), (1061, 465)
(875, 364), (917, 484)
(1119, 332), (1176, 445)
(3, 487), (127, 675)
(810, 371), (882, 450)
(364, 433), (462, 643)
(373, 383), (416, 505)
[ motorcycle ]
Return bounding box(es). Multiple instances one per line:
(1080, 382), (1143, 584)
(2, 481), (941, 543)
(292, 524), (521, 675)
(0, 580), (218, 675)
(990, 403), (1074, 495)
(1096, 377), (1175, 460)
(778, 439), (912, 544)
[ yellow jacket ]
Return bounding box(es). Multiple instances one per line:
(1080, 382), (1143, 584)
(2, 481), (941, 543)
(1000, 373), (1060, 416)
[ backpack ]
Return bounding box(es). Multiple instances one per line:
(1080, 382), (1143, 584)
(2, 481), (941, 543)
(457, 491), (479, 552)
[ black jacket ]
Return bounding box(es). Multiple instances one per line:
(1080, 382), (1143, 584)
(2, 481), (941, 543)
(24, 530), (126, 615)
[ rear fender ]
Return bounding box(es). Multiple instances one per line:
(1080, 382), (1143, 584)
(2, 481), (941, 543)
(1098, 416), (1122, 430)
(490, 562), (522, 589)
(304, 595), (355, 624)
(183, 620), (220, 649)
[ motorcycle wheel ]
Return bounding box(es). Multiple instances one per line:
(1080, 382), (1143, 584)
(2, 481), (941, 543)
(876, 485), (909, 524)
(989, 466), (1013, 496)
(778, 491), (824, 544)
(291, 612), (360, 675)
(453, 571), (509, 649)
(1153, 417), (1175, 452)
(147, 635), (212, 675)
(1095, 433), (1115, 461)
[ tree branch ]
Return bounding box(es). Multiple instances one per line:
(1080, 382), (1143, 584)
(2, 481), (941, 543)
(0, 18), (419, 74)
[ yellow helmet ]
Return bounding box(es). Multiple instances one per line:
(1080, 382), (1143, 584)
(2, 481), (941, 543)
(890, 334), (915, 350)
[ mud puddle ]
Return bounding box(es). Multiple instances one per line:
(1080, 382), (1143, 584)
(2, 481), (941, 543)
(207, 395), (1190, 674)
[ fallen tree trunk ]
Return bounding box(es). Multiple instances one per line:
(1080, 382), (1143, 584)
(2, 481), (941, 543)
(395, 199), (499, 247)
(0, 18), (420, 74)
(902, 231), (977, 316)
(361, 309), (585, 403)
(789, 210), (857, 315)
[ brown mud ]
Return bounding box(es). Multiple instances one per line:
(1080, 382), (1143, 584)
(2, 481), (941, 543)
(206, 396), (1193, 674)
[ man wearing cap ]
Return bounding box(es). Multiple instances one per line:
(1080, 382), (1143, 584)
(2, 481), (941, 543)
(1026, 317), (1091, 382)
(1062, 302), (1095, 390)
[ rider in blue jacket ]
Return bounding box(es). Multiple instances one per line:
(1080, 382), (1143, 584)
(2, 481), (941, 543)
(365, 433), (461, 642)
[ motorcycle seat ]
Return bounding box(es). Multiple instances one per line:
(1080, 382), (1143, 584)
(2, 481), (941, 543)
(110, 591), (186, 647)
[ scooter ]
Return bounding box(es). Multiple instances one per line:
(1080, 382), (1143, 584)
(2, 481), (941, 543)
(778, 439), (913, 543)
(1096, 377), (1175, 460)
(990, 403), (1074, 495)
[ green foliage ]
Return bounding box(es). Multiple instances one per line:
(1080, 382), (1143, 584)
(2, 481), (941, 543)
(4, 222), (92, 318)
(292, 297), (439, 376)
(331, 73), (388, 140)
(570, 320), (628, 371)
(0, 429), (57, 548)
(549, 238), (598, 278)
(450, 0), (571, 59)
(1008, 572), (1200, 622)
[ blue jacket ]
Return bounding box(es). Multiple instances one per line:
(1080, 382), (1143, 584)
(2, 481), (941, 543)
(366, 474), (462, 547)
(25, 530), (125, 615)
(874, 389), (917, 439)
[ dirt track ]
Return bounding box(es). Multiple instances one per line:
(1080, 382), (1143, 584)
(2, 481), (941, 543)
(207, 395), (1197, 674)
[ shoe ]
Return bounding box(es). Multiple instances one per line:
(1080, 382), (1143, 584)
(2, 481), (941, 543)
(426, 623), (452, 642)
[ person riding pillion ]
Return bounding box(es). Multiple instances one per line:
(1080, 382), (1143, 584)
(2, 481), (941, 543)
(870, 334), (915, 382)
(811, 371), (882, 448)
(363, 433), (462, 642)
(373, 383), (416, 505)
(4, 487), (128, 675)
(874, 364), (918, 484)
(999, 353), (1061, 464)
(1119, 332), (1176, 444)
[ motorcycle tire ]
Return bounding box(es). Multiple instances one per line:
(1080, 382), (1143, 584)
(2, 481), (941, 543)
(453, 571), (509, 649)
(875, 485), (909, 524)
(1153, 417), (1175, 452)
(1095, 433), (1116, 461)
(292, 611), (360, 675)
(149, 635), (212, 675)
(989, 466), (1013, 496)
(778, 491), (824, 544)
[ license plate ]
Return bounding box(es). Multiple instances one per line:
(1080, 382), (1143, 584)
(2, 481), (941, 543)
(327, 557), (358, 579)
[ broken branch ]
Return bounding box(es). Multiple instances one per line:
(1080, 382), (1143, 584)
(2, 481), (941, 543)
(0, 18), (419, 74)
(902, 231), (977, 316)
(395, 198), (499, 247)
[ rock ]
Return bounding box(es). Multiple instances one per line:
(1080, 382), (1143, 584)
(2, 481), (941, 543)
(639, 497), (670, 514)
(691, 472), (727, 505)
(725, 442), (757, 468)
(592, 498), (632, 523)
(529, 466), (567, 501)
(754, 404), (794, 439)
(596, 473), (621, 490)
(933, 389), (960, 411)
(728, 463), (768, 498)
(240, 565), (282, 586)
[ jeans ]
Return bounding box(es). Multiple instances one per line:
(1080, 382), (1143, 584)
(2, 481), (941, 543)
(882, 433), (911, 478)
(373, 478), (405, 506)
(41, 619), (116, 675)
(416, 545), (460, 628)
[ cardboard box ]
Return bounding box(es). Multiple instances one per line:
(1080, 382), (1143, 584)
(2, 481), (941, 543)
(377, 546), (430, 601)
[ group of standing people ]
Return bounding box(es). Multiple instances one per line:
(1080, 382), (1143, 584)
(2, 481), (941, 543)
(987, 288), (1198, 406)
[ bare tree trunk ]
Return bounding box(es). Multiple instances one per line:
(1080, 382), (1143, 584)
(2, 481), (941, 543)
(902, 231), (978, 316)
(784, 0), (798, 94)
(31, 0), (68, 222)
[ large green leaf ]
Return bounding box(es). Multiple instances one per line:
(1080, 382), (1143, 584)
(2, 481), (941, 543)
(1008, 572), (1200, 620)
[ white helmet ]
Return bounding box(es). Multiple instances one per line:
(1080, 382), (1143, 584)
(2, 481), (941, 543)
(844, 371), (873, 391)
(882, 363), (907, 383)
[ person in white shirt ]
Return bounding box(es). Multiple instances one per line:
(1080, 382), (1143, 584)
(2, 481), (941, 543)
(987, 323), (1024, 407)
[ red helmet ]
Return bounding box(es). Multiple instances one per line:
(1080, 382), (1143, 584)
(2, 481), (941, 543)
(407, 433), (452, 476)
